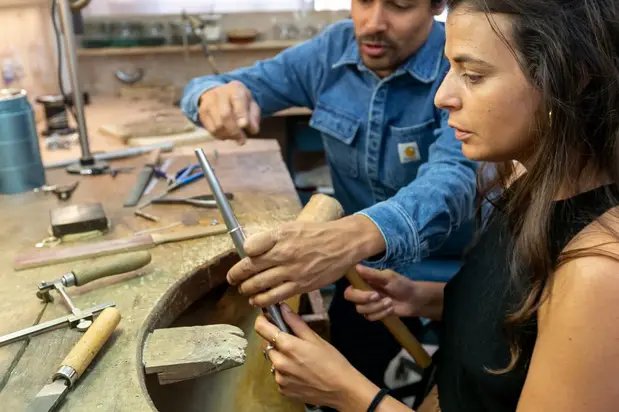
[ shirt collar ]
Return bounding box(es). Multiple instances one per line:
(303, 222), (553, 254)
(332, 20), (445, 84)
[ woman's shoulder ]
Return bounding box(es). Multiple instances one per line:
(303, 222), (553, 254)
(562, 205), (619, 256)
(550, 206), (619, 304)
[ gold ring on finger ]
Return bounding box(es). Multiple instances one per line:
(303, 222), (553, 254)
(270, 364), (276, 374)
(272, 330), (282, 346)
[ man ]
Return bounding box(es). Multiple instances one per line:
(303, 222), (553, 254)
(181, 0), (477, 403)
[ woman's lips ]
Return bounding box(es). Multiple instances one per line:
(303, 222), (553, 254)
(454, 129), (473, 141)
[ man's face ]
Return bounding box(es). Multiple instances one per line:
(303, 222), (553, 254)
(351, 0), (443, 77)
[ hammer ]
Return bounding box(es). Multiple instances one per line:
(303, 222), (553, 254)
(291, 194), (433, 369)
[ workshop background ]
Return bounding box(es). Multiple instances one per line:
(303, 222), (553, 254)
(1, 0), (447, 201)
(0, 0), (359, 203)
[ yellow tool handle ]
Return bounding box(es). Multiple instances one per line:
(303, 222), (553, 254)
(72, 251), (152, 286)
(299, 194), (432, 368)
(345, 268), (432, 368)
(150, 224), (228, 244)
(295, 193), (345, 223)
(59, 307), (121, 380)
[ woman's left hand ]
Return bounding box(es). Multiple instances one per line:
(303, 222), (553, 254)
(254, 303), (373, 409)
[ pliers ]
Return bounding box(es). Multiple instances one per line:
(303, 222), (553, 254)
(167, 164), (204, 193)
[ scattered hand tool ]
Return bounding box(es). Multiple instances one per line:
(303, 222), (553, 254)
(144, 158), (175, 196)
(134, 209), (160, 222)
(50, 203), (108, 238)
(132, 214), (202, 235)
(194, 148), (291, 335)
(1, 252), (150, 346)
(14, 224), (227, 270)
(124, 149), (162, 207)
(33, 181), (79, 201)
(26, 307), (121, 412)
(150, 193), (234, 208)
(135, 162), (207, 210)
(78, 166), (135, 177)
(165, 163), (204, 193)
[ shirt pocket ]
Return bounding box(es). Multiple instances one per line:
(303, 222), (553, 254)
(382, 119), (436, 190)
(310, 102), (361, 178)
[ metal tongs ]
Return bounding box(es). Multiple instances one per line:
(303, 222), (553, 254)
(194, 148), (290, 334)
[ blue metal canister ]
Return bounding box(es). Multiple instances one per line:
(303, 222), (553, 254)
(0, 89), (46, 194)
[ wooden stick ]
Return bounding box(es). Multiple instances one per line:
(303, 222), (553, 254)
(13, 224), (227, 271)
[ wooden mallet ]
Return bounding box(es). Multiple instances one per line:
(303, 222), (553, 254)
(293, 194), (432, 369)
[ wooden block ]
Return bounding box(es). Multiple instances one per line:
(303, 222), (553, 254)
(143, 324), (248, 385)
(98, 123), (212, 147)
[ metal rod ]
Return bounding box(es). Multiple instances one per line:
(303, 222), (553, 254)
(57, 0), (91, 160)
(194, 148), (291, 334)
(0, 303), (113, 347)
(44, 143), (174, 169)
(0, 316), (69, 347)
(55, 284), (79, 315)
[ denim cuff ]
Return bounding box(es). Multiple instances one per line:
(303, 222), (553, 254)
(181, 80), (225, 126)
(355, 200), (420, 269)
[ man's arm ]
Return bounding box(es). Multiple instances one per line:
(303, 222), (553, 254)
(180, 25), (336, 127)
(226, 110), (477, 307)
(355, 108), (478, 269)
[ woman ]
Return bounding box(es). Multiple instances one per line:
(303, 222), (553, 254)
(254, 0), (619, 410)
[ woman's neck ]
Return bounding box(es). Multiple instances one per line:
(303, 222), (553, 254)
(508, 160), (612, 201)
(555, 168), (612, 201)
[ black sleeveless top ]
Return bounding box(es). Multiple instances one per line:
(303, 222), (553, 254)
(436, 184), (619, 412)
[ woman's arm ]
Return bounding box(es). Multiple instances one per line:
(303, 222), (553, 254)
(517, 239), (619, 411)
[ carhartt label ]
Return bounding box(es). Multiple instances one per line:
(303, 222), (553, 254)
(398, 142), (421, 164)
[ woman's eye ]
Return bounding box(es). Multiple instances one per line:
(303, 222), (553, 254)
(463, 73), (483, 84)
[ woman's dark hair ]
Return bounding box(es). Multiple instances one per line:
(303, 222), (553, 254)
(446, 0), (619, 373)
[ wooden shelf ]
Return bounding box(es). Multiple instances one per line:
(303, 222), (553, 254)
(77, 39), (300, 57)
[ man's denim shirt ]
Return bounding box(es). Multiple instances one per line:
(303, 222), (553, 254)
(182, 19), (478, 277)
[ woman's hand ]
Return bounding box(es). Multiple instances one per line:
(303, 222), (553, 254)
(344, 265), (420, 321)
(254, 303), (378, 410)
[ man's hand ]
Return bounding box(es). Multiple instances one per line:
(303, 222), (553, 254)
(227, 215), (386, 307)
(198, 81), (261, 145)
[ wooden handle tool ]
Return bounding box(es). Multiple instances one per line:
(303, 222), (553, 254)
(299, 194), (432, 368)
(57, 307), (121, 381)
(72, 251), (152, 286)
(26, 307), (121, 412)
(14, 224), (227, 271)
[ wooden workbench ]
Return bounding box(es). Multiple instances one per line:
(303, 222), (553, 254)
(0, 100), (311, 410)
